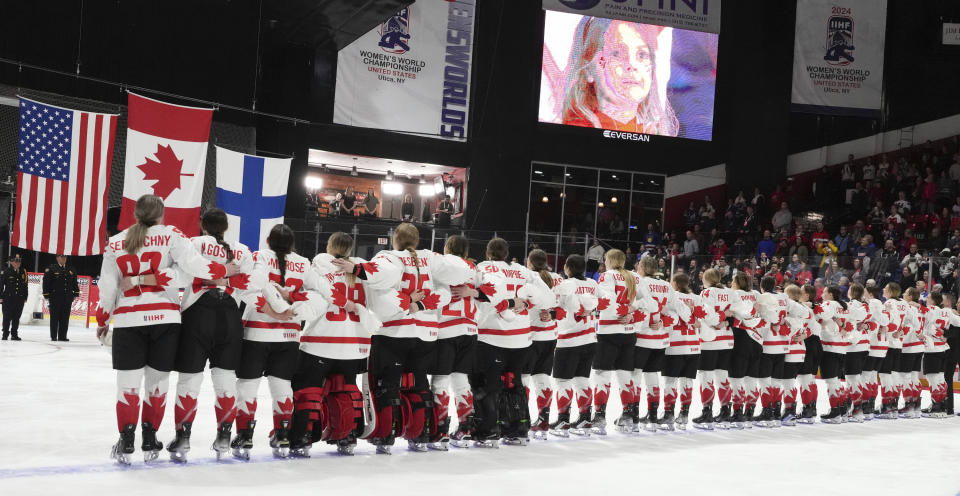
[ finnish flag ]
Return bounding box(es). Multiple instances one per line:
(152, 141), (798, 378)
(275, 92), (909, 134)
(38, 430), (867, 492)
(215, 146), (292, 251)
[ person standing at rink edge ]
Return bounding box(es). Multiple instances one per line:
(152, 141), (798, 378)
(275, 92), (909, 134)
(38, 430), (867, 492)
(1, 253), (28, 341)
(43, 253), (80, 341)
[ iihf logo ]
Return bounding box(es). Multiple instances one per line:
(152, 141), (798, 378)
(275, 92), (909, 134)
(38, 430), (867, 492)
(824, 14), (855, 65)
(379, 8), (411, 54)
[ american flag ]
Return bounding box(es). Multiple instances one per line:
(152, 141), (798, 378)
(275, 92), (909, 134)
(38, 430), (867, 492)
(12, 98), (118, 256)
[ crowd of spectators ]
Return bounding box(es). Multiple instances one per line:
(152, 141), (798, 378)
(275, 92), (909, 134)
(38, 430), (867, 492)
(595, 136), (960, 300)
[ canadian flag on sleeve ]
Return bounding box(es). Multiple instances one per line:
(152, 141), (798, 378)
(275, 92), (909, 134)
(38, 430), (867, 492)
(118, 93), (213, 236)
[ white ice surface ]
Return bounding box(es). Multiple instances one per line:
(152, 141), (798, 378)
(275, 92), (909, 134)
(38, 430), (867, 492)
(1, 324), (960, 496)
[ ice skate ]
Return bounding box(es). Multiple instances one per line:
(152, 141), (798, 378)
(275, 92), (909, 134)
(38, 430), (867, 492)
(902, 400), (921, 419)
(530, 412), (550, 440)
(754, 407), (773, 428)
(714, 404), (732, 430)
(167, 422), (191, 463)
(730, 406), (746, 429)
(289, 443), (311, 458)
(230, 421), (255, 460)
(797, 403), (817, 424)
(450, 420), (474, 447)
(502, 436), (528, 446)
(407, 440), (429, 452)
(862, 399), (876, 420)
(921, 401), (947, 419)
(428, 436), (451, 451)
(614, 410), (635, 433)
(110, 424), (136, 465)
(657, 409), (675, 431)
(675, 406), (689, 431)
(877, 401), (898, 420)
(141, 422), (163, 463)
(472, 433), (500, 449)
(769, 403), (783, 428)
(269, 420), (291, 458)
(781, 405), (797, 427)
(849, 403), (864, 423)
(590, 406), (607, 435)
(375, 444), (392, 455)
(692, 406), (713, 431)
(820, 407), (842, 424)
(336, 439), (357, 456)
(211, 422), (232, 460)
(642, 402), (659, 432)
(548, 412), (571, 438)
(743, 405), (756, 428)
(569, 414), (592, 436)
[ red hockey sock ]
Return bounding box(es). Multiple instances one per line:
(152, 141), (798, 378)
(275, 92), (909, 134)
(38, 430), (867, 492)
(536, 387), (553, 411)
(647, 386), (660, 410)
(680, 387), (693, 407)
(456, 392), (474, 422)
(116, 391), (140, 432)
(555, 388), (573, 414)
(699, 382), (715, 405)
(236, 399), (257, 431)
(142, 392), (167, 429)
(174, 394), (198, 430)
(214, 395), (237, 425)
(620, 380), (635, 407)
(717, 379), (732, 405)
(593, 384), (610, 408)
(273, 397), (294, 430)
(434, 390), (451, 424)
(664, 387), (678, 410)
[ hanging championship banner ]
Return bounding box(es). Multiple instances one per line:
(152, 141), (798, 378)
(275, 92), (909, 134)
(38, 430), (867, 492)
(333, 0), (476, 140)
(541, 0), (721, 34)
(791, 0), (888, 115)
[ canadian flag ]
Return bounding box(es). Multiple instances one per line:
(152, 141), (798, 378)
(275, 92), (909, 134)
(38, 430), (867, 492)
(117, 93), (213, 236)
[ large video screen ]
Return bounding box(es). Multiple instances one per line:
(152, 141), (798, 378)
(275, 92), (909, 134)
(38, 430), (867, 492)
(539, 11), (719, 141)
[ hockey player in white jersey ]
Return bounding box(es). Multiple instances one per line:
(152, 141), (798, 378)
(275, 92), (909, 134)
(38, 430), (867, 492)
(920, 292), (960, 417)
(167, 208), (254, 462)
(523, 249), (562, 439)
(96, 195), (237, 465)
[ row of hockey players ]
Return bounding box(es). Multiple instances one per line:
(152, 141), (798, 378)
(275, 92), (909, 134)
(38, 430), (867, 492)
(97, 195), (959, 465)
(96, 195), (559, 463)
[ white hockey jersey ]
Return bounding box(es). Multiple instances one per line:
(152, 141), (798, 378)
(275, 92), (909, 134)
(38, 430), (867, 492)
(475, 260), (553, 349)
(699, 285), (742, 351)
(554, 277), (599, 349)
(97, 225), (228, 328)
(847, 300), (873, 353)
(437, 259), (482, 340)
(784, 301), (816, 363)
(756, 292), (802, 354)
(596, 270), (642, 335)
(179, 236), (254, 311)
(902, 303), (928, 354)
(360, 249), (472, 342)
(666, 291), (718, 356)
(240, 249), (319, 343)
(866, 298), (890, 358)
(636, 276), (688, 350)
(922, 306), (960, 353)
(529, 271), (563, 342)
(296, 254), (375, 360)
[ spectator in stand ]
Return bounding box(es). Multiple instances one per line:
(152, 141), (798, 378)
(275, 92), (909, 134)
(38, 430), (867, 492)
(813, 278), (826, 301)
(815, 240), (839, 274)
(841, 155), (856, 186)
(824, 261), (843, 285)
(875, 239), (901, 284)
(949, 153), (960, 183)
(740, 206), (759, 237)
(731, 237), (749, 258)
(921, 173), (937, 214)
(893, 191), (912, 216)
(869, 181), (886, 207)
(586, 238), (605, 276)
(772, 202), (793, 233)
(710, 237), (729, 261)
(643, 224), (661, 252)
(855, 234), (876, 259)
(715, 258), (731, 280)
(925, 226), (945, 251)
(953, 197), (960, 218)
(766, 262), (784, 287)
(683, 231), (700, 258)
(936, 172), (954, 204)
(758, 251), (771, 271)
(899, 230), (919, 256)
(833, 225), (852, 255)
(877, 154), (890, 178)
(901, 244), (922, 274)
(795, 264), (814, 286)
(810, 222), (830, 249)
(947, 229), (960, 253)
(692, 223), (707, 253)
(851, 182), (869, 218)
(722, 210), (738, 234)
(899, 266), (916, 287)
(881, 223), (901, 247)
(862, 158), (876, 182)
(700, 197), (716, 229)
(849, 220), (867, 250)
(850, 258), (865, 285)
(838, 276), (851, 299)
(684, 201), (698, 227)
(788, 236), (809, 263)
(787, 254), (805, 275)
(887, 205), (904, 226)
(769, 184), (785, 212)
(757, 230), (776, 259)
(789, 227), (808, 248)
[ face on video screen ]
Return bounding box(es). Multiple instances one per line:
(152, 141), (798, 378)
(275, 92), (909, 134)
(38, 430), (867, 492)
(540, 11), (719, 141)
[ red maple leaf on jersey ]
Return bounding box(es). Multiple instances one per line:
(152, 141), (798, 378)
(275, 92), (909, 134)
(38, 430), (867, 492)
(153, 270), (172, 288)
(396, 291), (411, 312)
(137, 144), (194, 200)
(96, 306), (111, 327)
(360, 262), (379, 274)
(288, 289), (309, 303)
(661, 315), (675, 327)
(421, 290), (441, 310)
(330, 285), (348, 307)
(813, 305), (824, 315)
(633, 310), (646, 323)
(207, 261), (226, 279)
(554, 307), (567, 321)
(616, 303), (630, 317)
(692, 306), (707, 321)
(478, 282), (496, 297)
(228, 273), (250, 290)
(596, 297), (610, 312)
(255, 296), (268, 312)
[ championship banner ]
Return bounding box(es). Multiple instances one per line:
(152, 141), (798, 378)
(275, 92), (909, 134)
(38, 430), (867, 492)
(541, 0), (721, 34)
(118, 93), (213, 237)
(214, 147), (291, 251)
(333, 0), (476, 140)
(791, 0), (888, 115)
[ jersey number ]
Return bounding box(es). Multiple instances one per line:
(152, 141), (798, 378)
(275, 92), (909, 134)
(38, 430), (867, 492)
(326, 282), (367, 322)
(116, 252), (163, 297)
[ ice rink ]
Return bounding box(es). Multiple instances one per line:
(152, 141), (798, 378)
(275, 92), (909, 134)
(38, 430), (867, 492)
(2, 324), (959, 496)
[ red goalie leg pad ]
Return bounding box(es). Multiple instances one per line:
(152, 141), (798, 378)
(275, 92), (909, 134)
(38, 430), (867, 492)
(399, 391), (430, 440)
(214, 395), (237, 425)
(116, 391), (141, 432)
(174, 395), (198, 430)
(142, 392), (167, 429)
(322, 386), (364, 442)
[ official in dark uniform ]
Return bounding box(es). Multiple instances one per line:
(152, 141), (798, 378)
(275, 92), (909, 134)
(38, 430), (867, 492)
(43, 254), (79, 342)
(1, 254), (28, 341)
